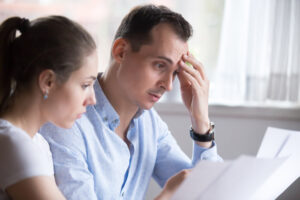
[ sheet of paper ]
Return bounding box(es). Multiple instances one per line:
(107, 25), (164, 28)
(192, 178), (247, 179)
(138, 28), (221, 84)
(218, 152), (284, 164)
(256, 127), (291, 158)
(277, 131), (300, 158)
(199, 155), (288, 200)
(171, 161), (230, 200)
(171, 127), (300, 200)
(171, 155), (288, 200)
(254, 127), (300, 199)
(252, 155), (300, 199)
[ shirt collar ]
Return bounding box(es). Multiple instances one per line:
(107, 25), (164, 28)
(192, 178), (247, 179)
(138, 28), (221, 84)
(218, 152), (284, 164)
(94, 73), (119, 130)
(134, 108), (144, 118)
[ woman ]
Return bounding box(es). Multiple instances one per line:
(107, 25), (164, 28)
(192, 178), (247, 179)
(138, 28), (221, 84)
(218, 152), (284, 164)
(0, 16), (98, 200)
(0, 16), (188, 200)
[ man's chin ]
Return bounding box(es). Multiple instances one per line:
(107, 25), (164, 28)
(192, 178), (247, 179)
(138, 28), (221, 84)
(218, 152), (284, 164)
(139, 102), (155, 110)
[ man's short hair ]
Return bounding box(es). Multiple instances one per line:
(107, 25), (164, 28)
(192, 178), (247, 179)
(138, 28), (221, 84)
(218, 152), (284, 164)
(114, 4), (193, 51)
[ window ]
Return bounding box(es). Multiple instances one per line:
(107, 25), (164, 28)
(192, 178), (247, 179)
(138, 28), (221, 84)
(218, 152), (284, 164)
(211, 0), (300, 106)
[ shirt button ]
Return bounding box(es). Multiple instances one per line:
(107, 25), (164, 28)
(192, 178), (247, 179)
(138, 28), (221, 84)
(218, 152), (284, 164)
(121, 192), (125, 196)
(103, 117), (108, 121)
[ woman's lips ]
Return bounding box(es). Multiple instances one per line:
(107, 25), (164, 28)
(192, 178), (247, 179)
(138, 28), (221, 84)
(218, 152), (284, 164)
(76, 112), (85, 119)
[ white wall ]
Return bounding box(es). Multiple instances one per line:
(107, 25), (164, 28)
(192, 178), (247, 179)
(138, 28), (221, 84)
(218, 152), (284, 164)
(145, 103), (300, 200)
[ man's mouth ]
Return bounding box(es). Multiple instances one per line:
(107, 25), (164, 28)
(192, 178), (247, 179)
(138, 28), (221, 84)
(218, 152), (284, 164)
(148, 92), (162, 102)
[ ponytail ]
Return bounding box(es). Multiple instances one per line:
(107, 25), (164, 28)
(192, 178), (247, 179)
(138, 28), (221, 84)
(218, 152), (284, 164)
(0, 17), (30, 114)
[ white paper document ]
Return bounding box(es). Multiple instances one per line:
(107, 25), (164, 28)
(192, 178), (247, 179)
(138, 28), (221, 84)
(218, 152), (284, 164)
(257, 127), (300, 159)
(171, 127), (300, 200)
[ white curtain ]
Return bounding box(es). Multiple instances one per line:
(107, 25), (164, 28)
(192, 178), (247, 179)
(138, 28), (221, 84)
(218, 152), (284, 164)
(211, 0), (300, 105)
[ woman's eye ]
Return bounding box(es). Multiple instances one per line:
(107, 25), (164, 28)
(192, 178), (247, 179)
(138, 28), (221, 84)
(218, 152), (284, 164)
(81, 84), (90, 89)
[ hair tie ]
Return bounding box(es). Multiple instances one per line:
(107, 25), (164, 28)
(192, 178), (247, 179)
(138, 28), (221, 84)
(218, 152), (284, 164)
(19, 18), (30, 34)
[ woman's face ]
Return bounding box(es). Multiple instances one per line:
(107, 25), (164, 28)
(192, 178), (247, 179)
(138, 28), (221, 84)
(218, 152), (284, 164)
(45, 51), (98, 128)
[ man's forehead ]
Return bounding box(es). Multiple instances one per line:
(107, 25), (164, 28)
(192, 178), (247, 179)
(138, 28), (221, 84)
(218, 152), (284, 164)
(154, 43), (188, 63)
(140, 38), (188, 59)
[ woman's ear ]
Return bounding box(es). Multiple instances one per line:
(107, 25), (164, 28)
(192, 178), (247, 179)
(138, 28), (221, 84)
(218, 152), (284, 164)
(38, 69), (56, 97)
(111, 38), (130, 63)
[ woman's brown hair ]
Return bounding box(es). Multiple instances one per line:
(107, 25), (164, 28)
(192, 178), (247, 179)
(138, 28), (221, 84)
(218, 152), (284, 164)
(0, 16), (96, 114)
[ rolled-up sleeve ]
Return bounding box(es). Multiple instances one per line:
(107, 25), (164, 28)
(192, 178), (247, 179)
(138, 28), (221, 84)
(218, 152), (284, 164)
(192, 141), (223, 165)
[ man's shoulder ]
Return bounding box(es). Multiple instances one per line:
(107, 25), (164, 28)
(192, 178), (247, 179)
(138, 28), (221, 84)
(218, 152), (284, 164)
(40, 122), (77, 134)
(137, 108), (168, 131)
(140, 108), (162, 122)
(39, 121), (83, 142)
(40, 109), (102, 145)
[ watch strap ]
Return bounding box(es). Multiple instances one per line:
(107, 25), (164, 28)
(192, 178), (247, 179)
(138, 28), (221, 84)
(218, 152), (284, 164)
(190, 122), (215, 142)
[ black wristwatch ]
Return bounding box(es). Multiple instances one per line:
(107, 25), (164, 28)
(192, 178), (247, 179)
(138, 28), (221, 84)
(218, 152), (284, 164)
(190, 122), (215, 142)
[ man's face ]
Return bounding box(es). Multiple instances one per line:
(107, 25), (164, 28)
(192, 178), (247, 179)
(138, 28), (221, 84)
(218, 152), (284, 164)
(117, 23), (188, 110)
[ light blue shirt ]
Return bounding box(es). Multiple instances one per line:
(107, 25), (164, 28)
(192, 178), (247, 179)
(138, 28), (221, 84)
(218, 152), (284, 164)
(40, 77), (222, 200)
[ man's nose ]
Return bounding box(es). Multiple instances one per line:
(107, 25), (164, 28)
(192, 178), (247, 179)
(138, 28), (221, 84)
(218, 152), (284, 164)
(160, 74), (173, 91)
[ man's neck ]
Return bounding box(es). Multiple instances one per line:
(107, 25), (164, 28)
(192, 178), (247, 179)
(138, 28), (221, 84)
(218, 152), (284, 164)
(99, 68), (138, 139)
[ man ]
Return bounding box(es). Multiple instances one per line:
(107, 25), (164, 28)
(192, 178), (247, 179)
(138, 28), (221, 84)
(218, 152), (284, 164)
(41, 4), (222, 200)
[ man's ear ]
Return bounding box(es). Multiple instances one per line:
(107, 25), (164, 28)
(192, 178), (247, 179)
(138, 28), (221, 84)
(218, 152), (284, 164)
(111, 38), (130, 63)
(38, 69), (56, 95)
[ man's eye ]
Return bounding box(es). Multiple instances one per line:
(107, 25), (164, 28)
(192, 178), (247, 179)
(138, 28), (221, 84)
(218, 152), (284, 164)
(156, 63), (165, 68)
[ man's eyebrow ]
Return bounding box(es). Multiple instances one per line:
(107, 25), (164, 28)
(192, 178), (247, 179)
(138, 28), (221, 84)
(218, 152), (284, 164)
(157, 56), (173, 64)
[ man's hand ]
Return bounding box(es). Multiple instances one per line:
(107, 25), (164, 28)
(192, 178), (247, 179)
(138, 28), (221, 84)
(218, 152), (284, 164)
(178, 52), (212, 148)
(154, 169), (191, 200)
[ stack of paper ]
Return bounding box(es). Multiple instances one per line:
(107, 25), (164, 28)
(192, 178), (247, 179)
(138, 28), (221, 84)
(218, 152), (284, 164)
(171, 127), (300, 200)
(255, 127), (300, 199)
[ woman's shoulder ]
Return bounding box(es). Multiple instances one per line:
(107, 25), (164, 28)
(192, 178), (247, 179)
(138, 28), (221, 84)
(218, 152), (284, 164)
(0, 119), (53, 190)
(0, 119), (31, 147)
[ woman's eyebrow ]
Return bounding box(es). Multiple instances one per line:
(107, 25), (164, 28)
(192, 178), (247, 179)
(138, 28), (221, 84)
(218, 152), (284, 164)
(85, 76), (97, 80)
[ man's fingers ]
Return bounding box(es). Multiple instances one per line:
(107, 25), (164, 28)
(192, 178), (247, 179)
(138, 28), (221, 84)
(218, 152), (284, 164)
(177, 66), (190, 86)
(182, 53), (207, 81)
(181, 70), (202, 94)
(179, 60), (205, 86)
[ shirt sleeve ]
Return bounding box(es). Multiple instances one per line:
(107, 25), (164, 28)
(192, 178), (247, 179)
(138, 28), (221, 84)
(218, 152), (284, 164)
(151, 110), (223, 187)
(0, 129), (52, 190)
(192, 140), (223, 164)
(40, 122), (98, 200)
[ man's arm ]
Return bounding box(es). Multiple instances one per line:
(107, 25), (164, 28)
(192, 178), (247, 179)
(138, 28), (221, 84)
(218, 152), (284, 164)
(40, 123), (97, 200)
(151, 112), (222, 187)
(154, 169), (190, 200)
(178, 52), (212, 148)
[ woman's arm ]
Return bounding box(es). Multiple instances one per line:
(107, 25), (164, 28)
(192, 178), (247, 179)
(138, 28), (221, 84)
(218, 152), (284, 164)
(6, 176), (65, 200)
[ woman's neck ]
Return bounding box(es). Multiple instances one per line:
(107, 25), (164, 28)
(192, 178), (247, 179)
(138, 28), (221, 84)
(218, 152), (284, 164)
(1, 93), (44, 138)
